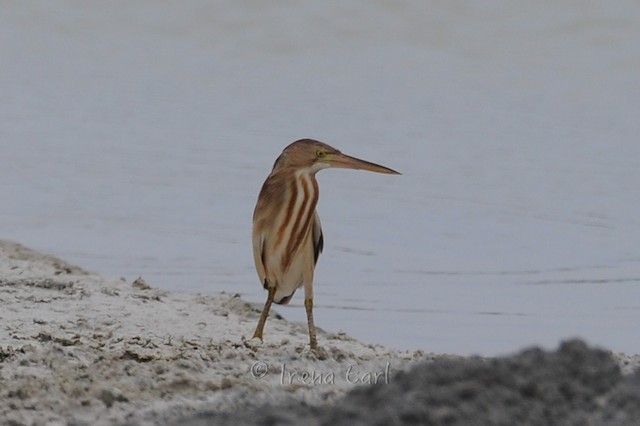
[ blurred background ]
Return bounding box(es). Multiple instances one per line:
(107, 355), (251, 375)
(2, 1), (639, 355)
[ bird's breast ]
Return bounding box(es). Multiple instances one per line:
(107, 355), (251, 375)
(271, 172), (318, 272)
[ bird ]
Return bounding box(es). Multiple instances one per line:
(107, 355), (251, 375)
(251, 139), (400, 350)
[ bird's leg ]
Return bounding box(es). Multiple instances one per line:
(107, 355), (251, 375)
(304, 296), (318, 351)
(302, 268), (318, 350)
(253, 285), (275, 341)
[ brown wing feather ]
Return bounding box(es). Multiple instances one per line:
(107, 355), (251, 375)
(312, 211), (323, 264)
(252, 231), (267, 288)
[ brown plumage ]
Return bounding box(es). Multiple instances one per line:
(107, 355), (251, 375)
(252, 139), (400, 350)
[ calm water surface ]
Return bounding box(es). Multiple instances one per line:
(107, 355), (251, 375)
(2, 1), (639, 355)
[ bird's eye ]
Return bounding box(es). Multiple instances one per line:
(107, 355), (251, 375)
(316, 150), (327, 159)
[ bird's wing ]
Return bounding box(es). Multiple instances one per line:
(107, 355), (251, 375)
(312, 211), (323, 264)
(252, 230), (267, 287)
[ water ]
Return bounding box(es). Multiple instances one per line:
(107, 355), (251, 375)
(2, 1), (639, 356)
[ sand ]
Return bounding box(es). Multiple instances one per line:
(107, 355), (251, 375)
(0, 240), (425, 426)
(1, 240), (639, 426)
(176, 340), (640, 426)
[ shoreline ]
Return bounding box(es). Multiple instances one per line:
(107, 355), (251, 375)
(1, 240), (638, 425)
(0, 240), (427, 425)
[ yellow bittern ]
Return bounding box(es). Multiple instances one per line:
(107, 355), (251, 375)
(252, 139), (400, 350)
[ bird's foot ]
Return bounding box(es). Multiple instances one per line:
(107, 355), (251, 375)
(245, 335), (264, 350)
(300, 342), (327, 360)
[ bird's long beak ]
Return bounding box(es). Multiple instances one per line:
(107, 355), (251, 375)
(331, 152), (401, 175)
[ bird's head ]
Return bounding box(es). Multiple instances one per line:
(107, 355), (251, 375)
(273, 139), (401, 175)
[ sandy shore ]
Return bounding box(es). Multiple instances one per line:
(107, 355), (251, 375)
(0, 240), (427, 425)
(1, 240), (639, 426)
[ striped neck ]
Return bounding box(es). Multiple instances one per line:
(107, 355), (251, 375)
(274, 170), (320, 270)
